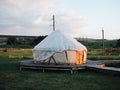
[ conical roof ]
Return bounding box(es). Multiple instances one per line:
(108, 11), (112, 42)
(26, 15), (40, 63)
(33, 30), (87, 52)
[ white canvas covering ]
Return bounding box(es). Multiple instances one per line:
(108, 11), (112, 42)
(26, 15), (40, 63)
(33, 30), (87, 64)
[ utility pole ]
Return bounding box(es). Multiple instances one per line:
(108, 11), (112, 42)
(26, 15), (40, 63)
(53, 15), (55, 31)
(102, 28), (104, 50)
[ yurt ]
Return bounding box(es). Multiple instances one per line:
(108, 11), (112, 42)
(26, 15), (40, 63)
(33, 30), (87, 65)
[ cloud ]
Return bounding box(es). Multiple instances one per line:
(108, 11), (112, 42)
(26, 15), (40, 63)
(0, 0), (55, 10)
(0, 0), (55, 19)
(56, 12), (87, 37)
(0, 0), (25, 8)
(28, 0), (55, 10)
(0, 0), (87, 37)
(31, 11), (87, 37)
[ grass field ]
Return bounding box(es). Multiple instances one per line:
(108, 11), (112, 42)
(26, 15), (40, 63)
(0, 48), (120, 90)
(88, 49), (120, 60)
(1, 48), (120, 60)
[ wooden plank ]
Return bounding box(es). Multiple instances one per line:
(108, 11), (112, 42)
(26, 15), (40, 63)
(86, 65), (120, 73)
(20, 60), (85, 74)
(20, 59), (120, 74)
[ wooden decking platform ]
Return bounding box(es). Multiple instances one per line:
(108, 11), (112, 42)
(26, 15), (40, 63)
(20, 60), (120, 74)
(85, 60), (120, 75)
(20, 60), (85, 74)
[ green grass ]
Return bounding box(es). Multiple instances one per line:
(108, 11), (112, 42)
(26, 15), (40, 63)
(0, 57), (120, 90)
(88, 55), (120, 60)
(0, 48), (33, 59)
(88, 49), (120, 60)
(0, 48), (120, 90)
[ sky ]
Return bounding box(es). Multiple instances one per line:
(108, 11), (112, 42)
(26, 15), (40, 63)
(0, 0), (120, 39)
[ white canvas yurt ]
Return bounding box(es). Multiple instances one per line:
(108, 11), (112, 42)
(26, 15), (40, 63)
(33, 30), (87, 65)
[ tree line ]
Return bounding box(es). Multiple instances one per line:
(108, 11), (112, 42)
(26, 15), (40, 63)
(5, 37), (120, 48)
(6, 35), (47, 48)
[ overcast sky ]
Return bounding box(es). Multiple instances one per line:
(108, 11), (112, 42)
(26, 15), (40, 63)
(0, 0), (120, 39)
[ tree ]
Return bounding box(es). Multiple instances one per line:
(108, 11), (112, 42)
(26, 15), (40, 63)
(32, 35), (47, 45)
(7, 37), (17, 45)
(116, 39), (120, 47)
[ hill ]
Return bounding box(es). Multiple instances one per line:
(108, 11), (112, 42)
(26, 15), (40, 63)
(76, 38), (118, 49)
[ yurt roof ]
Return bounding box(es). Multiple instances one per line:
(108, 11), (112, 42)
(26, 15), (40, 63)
(33, 30), (87, 52)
